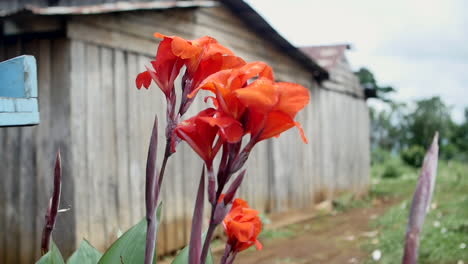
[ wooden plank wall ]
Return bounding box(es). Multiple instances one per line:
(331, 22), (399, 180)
(64, 5), (371, 255)
(0, 38), (76, 263)
(0, 5), (369, 262)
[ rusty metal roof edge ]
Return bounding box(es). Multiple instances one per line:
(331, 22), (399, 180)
(219, 0), (329, 83)
(0, 1), (219, 16)
(300, 43), (352, 50)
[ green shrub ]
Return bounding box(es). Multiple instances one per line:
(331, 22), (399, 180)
(382, 160), (403, 178)
(401, 145), (425, 167)
(371, 147), (392, 165)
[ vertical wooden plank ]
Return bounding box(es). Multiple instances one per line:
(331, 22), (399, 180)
(314, 84), (323, 202)
(352, 98), (359, 193)
(17, 38), (38, 264)
(113, 48), (132, 232)
(247, 140), (268, 212)
(34, 39), (54, 260)
(126, 52), (140, 226)
(320, 89), (331, 200)
(361, 100), (371, 194)
(3, 127), (21, 263)
(3, 39), (22, 264)
(310, 83), (319, 205)
(85, 43), (107, 251)
(70, 40), (89, 246)
(301, 90), (313, 207)
(306, 86), (314, 203)
(100, 46), (119, 245)
(49, 38), (75, 256)
(335, 93), (343, 192)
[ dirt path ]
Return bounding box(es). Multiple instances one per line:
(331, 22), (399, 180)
(214, 199), (396, 264)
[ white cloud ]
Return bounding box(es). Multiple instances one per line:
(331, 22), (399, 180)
(246, 0), (468, 122)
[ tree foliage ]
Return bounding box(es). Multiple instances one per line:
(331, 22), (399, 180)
(402, 96), (453, 149)
(355, 67), (395, 102)
(369, 102), (406, 151)
(363, 65), (468, 163)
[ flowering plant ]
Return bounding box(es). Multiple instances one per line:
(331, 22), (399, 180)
(136, 33), (310, 264)
(36, 33), (310, 264)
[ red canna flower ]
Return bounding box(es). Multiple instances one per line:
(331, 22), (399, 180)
(197, 112), (243, 144)
(190, 62), (274, 124)
(179, 36), (246, 115)
(223, 198), (263, 252)
(235, 80), (310, 143)
(174, 108), (221, 166)
(136, 33), (246, 117)
(191, 61), (309, 144)
(175, 108), (245, 164)
(136, 33), (201, 96)
(191, 61), (274, 101)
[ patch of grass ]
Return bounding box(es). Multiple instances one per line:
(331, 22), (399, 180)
(333, 192), (373, 212)
(364, 160), (468, 263)
(334, 157), (418, 213)
(273, 257), (307, 264)
(259, 227), (296, 240)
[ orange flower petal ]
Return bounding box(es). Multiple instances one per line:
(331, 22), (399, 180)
(153, 32), (165, 39)
(255, 240), (263, 250)
(234, 78), (278, 112)
(135, 71), (152, 89)
(259, 111), (295, 141)
(237, 62), (274, 83)
(294, 121), (308, 143)
(174, 109), (219, 163)
(275, 82), (310, 118)
(189, 70), (232, 98)
(198, 115), (243, 143)
(229, 220), (255, 242)
(171, 36), (201, 59)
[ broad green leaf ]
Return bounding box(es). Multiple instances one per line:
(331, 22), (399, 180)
(98, 204), (162, 264)
(171, 246), (214, 264)
(171, 233), (214, 264)
(36, 241), (65, 264)
(67, 240), (102, 264)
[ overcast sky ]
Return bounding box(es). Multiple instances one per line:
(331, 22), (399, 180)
(246, 0), (468, 122)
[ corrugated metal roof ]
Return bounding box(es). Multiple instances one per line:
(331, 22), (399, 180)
(0, 0), (329, 82)
(0, 0), (217, 16)
(300, 44), (351, 70)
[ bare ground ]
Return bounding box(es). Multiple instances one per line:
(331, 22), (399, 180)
(213, 198), (396, 264)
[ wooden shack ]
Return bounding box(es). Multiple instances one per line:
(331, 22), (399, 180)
(0, 0), (370, 262)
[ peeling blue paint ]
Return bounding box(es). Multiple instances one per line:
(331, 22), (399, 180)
(0, 55), (40, 126)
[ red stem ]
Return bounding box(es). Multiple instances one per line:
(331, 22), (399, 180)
(157, 139), (172, 190)
(41, 150), (62, 255)
(219, 243), (232, 264)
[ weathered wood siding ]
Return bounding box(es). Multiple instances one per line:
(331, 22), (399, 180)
(0, 5), (369, 262)
(0, 38), (76, 263)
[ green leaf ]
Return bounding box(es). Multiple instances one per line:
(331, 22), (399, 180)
(67, 240), (102, 264)
(171, 247), (214, 264)
(36, 241), (65, 264)
(171, 233), (214, 264)
(98, 204), (162, 264)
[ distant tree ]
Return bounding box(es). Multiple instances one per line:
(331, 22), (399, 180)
(355, 67), (395, 102)
(359, 68), (465, 162)
(449, 107), (468, 160)
(401, 96), (455, 158)
(401, 145), (426, 167)
(369, 102), (406, 152)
